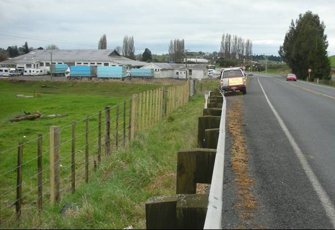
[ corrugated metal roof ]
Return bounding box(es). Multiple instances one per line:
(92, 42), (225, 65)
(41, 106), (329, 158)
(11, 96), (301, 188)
(0, 49), (147, 67)
(151, 62), (173, 69)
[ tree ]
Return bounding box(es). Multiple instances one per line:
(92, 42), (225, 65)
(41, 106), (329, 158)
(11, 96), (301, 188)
(98, 34), (107, 49)
(0, 49), (8, 62)
(279, 11), (330, 80)
(122, 36), (135, 59)
(45, 44), (59, 50)
(22, 42), (30, 54)
(168, 39), (185, 62)
(142, 48), (152, 62)
(7, 46), (20, 58)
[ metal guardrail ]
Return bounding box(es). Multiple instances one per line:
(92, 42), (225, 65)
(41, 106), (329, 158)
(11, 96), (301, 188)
(204, 91), (226, 229)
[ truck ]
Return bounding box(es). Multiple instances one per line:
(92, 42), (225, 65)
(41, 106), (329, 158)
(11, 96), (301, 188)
(50, 64), (70, 77)
(69, 66), (97, 79)
(130, 69), (154, 78)
(97, 66), (126, 79)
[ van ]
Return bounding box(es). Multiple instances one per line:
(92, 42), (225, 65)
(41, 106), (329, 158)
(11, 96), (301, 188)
(9, 68), (17, 77)
(0, 68), (10, 76)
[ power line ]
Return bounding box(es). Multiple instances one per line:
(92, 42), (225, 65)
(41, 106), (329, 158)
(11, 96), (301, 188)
(0, 32), (97, 48)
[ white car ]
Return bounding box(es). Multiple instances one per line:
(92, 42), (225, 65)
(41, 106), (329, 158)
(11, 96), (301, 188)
(208, 69), (215, 77)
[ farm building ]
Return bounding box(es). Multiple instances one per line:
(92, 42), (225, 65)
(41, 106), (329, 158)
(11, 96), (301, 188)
(170, 63), (208, 79)
(141, 62), (208, 79)
(0, 49), (147, 72)
(140, 63), (174, 78)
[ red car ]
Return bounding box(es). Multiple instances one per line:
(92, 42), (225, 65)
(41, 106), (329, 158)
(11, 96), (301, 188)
(286, 73), (297, 81)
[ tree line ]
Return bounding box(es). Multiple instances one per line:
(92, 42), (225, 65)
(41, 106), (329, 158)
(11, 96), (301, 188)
(219, 33), (253, 61)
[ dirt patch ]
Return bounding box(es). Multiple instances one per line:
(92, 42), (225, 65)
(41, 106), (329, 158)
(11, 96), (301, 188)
(227, 100), (260, 228)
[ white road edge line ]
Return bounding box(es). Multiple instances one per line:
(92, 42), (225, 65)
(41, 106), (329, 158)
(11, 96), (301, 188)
(258, 77), (335, 228)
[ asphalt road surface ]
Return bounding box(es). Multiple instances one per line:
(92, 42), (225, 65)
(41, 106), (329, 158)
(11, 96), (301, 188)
(222, 74), (335, 229)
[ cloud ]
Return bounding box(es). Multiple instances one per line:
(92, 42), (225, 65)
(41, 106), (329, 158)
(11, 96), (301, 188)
(0, 0), (335, 55)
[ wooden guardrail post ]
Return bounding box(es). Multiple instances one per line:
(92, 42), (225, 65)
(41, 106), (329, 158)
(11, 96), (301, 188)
(146, 194), (208, 229)
(146, 196), (178, 229)
(203, 108), (222, 116)
(204, 128), (220, 149)
(177, 149), (216, 194)
(50, 126), (60, 205)
(197, 116), (221, 148)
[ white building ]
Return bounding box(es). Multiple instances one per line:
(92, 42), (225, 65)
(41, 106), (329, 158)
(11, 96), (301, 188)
(0, 49), (147, 72)
(141, 62), (208, 79)
(141, 63), (174, 78)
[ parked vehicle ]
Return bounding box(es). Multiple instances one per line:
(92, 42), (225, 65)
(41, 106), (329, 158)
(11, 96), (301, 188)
(220, 67), (247, 94)
(51, 64), (70, 77)
(0, 67), (10, 76)
(130, 69), (154, 78)
(9, 68), (18, 76)
(24, 68), (39, 76)
(208, 69), (214, 77)
(97, 66), (126, 79)
(69, 66), (97, 79)
(286, 73), (297, 81)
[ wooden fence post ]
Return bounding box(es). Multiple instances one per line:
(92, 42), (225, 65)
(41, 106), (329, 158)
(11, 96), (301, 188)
(37, 135), (43, 211)
(105, 107), (111, 155)
(155, 89), (159, 122)
(123, 101), (126, 147)
(16, 142), (23, 220)
(138, 93), (142, 131)
(50, 126), (60, 205)
(162, 87), (167, 117)
(150, 90), (153, 127)
(85, 117), (89, 183)
(116, 105), (119, 150)
(128, 99), (132, 143)
(71, 122), (76, 194)
(146, 90), (149, 129)
(98, 112), (101, 164)
(131, 94), (137, 140)
(142, 92), (145, 130)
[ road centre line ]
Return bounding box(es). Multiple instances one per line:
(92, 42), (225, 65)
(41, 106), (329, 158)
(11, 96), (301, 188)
(257, 77), (335, 228)
(275, 79), (335, 101)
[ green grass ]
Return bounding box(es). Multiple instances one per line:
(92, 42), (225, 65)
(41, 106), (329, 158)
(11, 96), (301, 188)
(4, 90), (206, 229)
(0, 80), (165, 225)
(0, 80), (161, 150)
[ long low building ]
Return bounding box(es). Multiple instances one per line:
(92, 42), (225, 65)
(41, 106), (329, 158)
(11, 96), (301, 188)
(0, 50), (212, 79)
(0, 49), (147, 72)
(141, 62), (210, 79)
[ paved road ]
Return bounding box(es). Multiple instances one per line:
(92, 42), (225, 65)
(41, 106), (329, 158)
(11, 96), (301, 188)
(222, 74), (335, 229)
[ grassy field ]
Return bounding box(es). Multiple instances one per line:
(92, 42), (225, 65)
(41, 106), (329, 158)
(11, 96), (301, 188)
(0, 80), (165, 225)
(0, 79), (218, 229)
(0, 80), (162, 150)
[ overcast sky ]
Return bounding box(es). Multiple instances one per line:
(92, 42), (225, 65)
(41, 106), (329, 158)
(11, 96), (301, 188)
(1, 0), (335, 56)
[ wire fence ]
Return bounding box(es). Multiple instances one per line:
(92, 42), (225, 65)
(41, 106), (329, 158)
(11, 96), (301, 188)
(0, 80), (193, 227)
